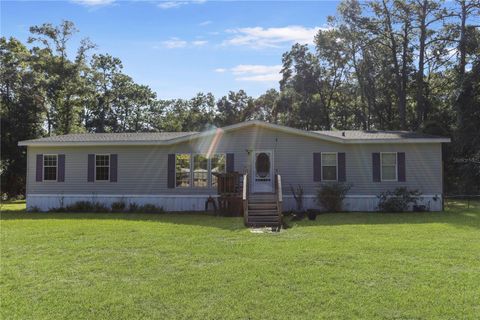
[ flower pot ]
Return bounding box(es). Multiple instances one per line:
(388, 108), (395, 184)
(307, 211), (316, 220)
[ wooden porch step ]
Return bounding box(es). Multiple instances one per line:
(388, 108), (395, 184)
(248, 203), (277, 209)
(248, 198), (276, 204)
(248, 209), (278, 215)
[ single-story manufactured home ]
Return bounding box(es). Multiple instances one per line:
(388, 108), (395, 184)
(19, 120), (450, 216)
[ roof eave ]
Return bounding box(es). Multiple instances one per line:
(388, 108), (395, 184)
(345, 138), (451, 144)
(17, 121), (451, 146)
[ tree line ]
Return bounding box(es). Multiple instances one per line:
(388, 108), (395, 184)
(1, 0), (479, 197)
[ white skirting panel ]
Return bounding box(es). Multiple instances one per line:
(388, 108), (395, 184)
(27, 194), (443, 212)
(282, 195), (443, 212)
(26, 194), (218, 212)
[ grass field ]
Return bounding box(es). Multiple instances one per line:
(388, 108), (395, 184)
(1, 200), (479, 319)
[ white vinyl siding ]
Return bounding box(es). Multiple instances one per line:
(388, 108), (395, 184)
(26, 126), (443, 197)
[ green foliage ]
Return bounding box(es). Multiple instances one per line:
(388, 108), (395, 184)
(111, 201), (127, 212)
(128, 202), (139, 212)
(47, 201), (111, 213)
(137, 204), (165, 214)
(377, 187), (422, 212)
(316, 183), (352, 212)
(126, 202), (165, 214)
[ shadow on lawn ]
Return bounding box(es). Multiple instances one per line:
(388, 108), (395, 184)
(0, 204), (246, 231)
(1, 201), (479, 230)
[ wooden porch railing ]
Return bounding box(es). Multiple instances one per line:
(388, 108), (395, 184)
(275, 173), (283, 222)
(242, 173), (248, 226)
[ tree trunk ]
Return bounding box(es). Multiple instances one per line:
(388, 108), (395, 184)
(416, 1), (428, 129)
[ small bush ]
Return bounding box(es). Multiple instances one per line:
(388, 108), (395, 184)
(127, 202), (165, 213)
(377, 187), (422, 212)
(138, 204), (165, 214)
(316, 183), (352, 212)
(128, 203), (139, 212)
(56, 201), (111, 213)
(27, 206), (41, 213)
(93, 202), (110, 213)
(111, 201), (126, 212)
(65, 201), (95, 212)
(281, 214), (292, 229)
(48, 206), (66, 213)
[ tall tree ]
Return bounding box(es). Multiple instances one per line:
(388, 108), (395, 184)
(1, 37), (45, 195)
(28, 20), (94, 134)
(85, 54), (123, 133)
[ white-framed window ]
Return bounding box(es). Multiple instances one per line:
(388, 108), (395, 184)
(176, 154), (191, 187)
(175, 153), (226, 188)
(321, 152), (338, 181)
(381, 152), (397, 181)
(95, 154), (110, 181)
(193, 154), (208, 187)
(210, 153), (226, 188)
(43, 154), (58, 181)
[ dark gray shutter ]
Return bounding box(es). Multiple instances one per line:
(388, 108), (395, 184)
(36, 154), (43, 182)
(397, 152), (406, 182)
(88, 154), (95, 182)
(226, 153), (234, 173)
(167, 154), (175, 188)
(372, 153), (381, 182)
(313, 153), (322, 182)
(110, 154), (118, 182)
(58, 154), (65, 182)
(338, 152), (346, 182)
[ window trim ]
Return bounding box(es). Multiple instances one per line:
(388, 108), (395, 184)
(175, 153), (192, 188)
(94, 154), (111, 182)
(43, 154), (58, 182)
(321, 152), (338, 182)
(174, 153), (227, 189)
(210, 153), (226, 188)
(380, 152), (398, 182)
(192, 153), (209, 188)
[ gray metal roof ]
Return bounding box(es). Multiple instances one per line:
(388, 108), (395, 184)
(313, 130), (446, 140)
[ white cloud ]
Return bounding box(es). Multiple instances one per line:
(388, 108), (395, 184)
(215, 64), (282, 83)
(224, 25), (323, 48)
(161, 37), (188, 48)
(192, 40), (208, 46)
(158, 38), (207, 49)
(157, 0), (206, 9)
(231, 64), (282, 75)
(71, 0), (115, 6)
(199, 20), (212, 26)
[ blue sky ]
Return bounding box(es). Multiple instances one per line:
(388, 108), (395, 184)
(2, 0), (339, 99)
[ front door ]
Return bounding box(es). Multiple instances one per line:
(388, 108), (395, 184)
(252, 150), (274, 193)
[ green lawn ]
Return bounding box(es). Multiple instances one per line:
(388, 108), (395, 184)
(1, 201), (479, 319)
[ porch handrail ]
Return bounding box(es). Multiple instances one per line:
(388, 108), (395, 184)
(242, 173), (248, 225)
(275, 174), (283, 220)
